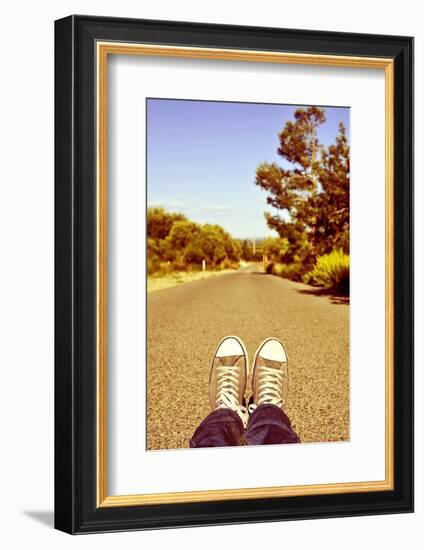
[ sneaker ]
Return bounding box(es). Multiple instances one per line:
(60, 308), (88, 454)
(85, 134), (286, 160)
(209, 336), (249, 427)
(251, 338), (289, 410)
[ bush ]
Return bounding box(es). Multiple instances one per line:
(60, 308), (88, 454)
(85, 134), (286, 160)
(170, 258), (190, 272)
(147, 207), (187, 240)
(307, 249), (350, 293)
(266, 261), (309, 281)
(147, 208), (241, 275)
(265, 262), (275, 274)
(219, 258), (239, 270)
(272, 262), (307, 282)
(271, 263), (283, 276)
(262, 237), (290, 263)
(147, 255), (161, 275)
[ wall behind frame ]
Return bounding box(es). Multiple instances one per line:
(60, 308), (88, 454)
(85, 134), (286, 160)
(0, 0), (419, 548)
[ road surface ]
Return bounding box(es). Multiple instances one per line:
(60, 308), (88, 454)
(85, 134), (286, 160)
(147, 265), (349, 450)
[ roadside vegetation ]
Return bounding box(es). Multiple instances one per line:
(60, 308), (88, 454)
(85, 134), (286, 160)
(147, 107), (349, 294)
(147, 207), (241, 276)
(256, 107), (350, 294)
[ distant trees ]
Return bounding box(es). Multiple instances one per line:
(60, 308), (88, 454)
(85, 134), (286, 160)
(241, 240), (251, 261)
(147, 207), (241, 275)
(262, 237), (290, 263)
(255, 107), (349, 268)
(239, 238), (268, 262)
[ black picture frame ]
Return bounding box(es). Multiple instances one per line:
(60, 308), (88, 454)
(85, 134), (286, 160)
(55, 15), (414, 534)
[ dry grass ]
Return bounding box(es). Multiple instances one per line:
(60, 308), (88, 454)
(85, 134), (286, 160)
(147, 269), (239, 293)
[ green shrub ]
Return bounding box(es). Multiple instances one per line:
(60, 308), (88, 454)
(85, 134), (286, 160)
(147, 207), (242, 275)
(272, 263), (284, 276)
(272, 262), (307, 282)
(265, 262), (275, 274)
(307, 249), (350, 293)
(219, 258), (239, 270)
(171, 258), (191, 272)
(147, 258), (158, 275)
(266, 261), (308, 281)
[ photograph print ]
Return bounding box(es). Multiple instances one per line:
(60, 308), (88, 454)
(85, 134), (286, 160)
(146, 98), (350, 451)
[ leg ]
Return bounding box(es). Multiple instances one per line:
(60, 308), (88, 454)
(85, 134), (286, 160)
(245, 403), (300, 445)
(189, 335), (249, 448)
(247, 338), (300, 445)
(190, 408), (245, 447)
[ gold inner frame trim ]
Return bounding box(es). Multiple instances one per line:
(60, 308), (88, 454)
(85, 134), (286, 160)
(96, 42), (395, 508)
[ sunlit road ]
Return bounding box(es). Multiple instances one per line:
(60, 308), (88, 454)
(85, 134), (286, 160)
(147, 264), (349, 450)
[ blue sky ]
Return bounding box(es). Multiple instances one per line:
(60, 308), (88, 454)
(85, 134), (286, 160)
(147, 99), (349, 239)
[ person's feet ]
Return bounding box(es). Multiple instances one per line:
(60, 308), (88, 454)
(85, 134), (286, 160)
(251, 338), (289, 410)
(209, 336), (248, 426)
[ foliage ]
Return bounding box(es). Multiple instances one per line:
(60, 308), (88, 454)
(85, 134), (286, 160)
(241, 239), (251, 261)
(268, 261), (310, 282)
(147, 207), (241, 275)
(306, 249), (350, 293)
(262, 235), (315, 280)
(238, 239), (264, 261)
(147, 207), (187, 240)
(255, 107), (350, 263)
(168, 220), (200, 251)
(262, 237), (290, 263)
(265, 261), (275, 274)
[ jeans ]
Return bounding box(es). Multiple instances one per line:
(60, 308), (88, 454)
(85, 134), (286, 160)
(190, 404), (300, 447)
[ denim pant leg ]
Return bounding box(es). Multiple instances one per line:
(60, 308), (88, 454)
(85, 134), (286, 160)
(190, 409), (245, 448)
(245, 404), (300, 445)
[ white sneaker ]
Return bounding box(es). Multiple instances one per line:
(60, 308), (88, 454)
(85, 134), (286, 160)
(251, 338), (289, 410)
(209, 336), (249, 427)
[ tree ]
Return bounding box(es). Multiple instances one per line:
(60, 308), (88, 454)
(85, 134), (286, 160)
(197, 224), (240, 266)
(255, 107), (349, 260)
(167, 220), (200, 250)
(146, 207), (241, 273)
(241, 239), (251, 261)
(262, 237), (290, 263)
(147, 207), (186, 240)
(316, 123), (350, 253)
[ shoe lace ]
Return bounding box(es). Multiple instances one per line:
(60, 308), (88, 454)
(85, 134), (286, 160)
(215, 364), (249, 427)
(249, 365), (285, 413)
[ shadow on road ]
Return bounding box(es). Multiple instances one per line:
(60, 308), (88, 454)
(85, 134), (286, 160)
(296, 287), (349, 305)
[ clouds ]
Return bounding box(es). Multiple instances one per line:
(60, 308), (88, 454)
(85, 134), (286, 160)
(149, 199), (236, 216)
(198, 205), (237, 215)
(148, 197), (277, 238)
(149, 197), (185, 210)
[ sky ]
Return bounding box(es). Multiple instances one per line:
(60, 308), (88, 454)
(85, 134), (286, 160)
(147, 99), (349, 239)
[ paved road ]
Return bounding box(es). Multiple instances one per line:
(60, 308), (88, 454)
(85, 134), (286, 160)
(147, 265), (349, 450)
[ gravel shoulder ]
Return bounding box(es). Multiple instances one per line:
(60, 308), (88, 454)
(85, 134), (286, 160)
(147, 268), (240, 293)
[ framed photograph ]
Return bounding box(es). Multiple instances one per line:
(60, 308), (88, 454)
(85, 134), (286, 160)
(54, 15), (413, 534)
